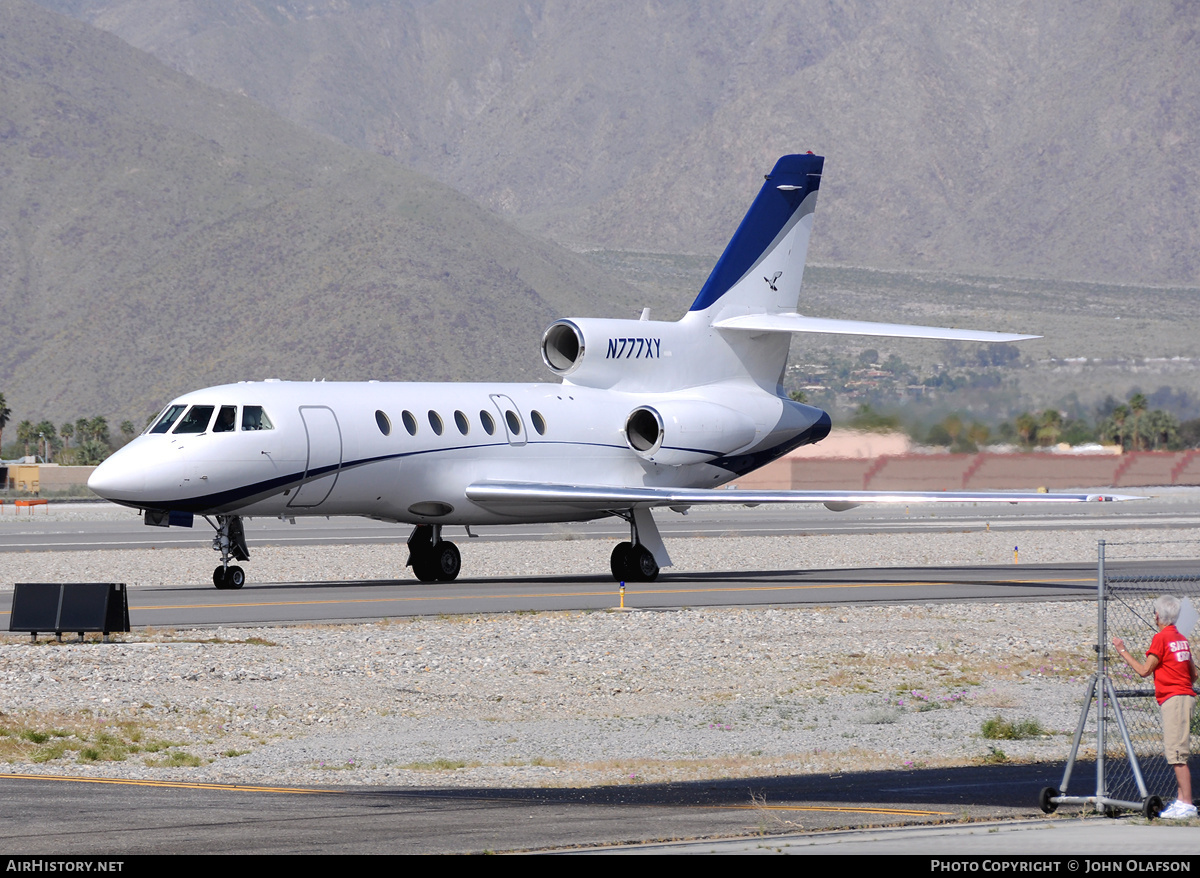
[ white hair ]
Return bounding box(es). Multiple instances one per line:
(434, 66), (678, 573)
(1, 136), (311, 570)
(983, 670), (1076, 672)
(1154, 595), (1181, 627)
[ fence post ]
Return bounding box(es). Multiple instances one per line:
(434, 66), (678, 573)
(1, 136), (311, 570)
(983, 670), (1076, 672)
(1096, 539), (1106, 811)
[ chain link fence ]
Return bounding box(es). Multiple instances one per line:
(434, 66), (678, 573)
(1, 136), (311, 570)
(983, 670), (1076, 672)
(1044, 540), (1199, 818)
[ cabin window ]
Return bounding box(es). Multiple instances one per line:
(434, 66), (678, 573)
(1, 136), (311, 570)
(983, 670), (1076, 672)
(480, 410), (496, 435)
(149, 404), (186, 434)
(241, 406), (274, 431)
(213, 406), (237, 433)
(531, 410), (546, 435)
(402, 410), (418, 435)
(428, 410), (444, 436)
(375, 410), (391, 436)
(173, 405), (215, 434)
(505, 410), (522, 436)
(454, 410), (469, 435)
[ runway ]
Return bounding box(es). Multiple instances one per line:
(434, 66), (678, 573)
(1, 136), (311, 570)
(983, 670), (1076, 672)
(2, 499), (1197, 854)
(0, 762), (1130, 855)
(2, 495), (1199, 554)
(0, 562), (1141, 627)
(4, 498), (1199, 625)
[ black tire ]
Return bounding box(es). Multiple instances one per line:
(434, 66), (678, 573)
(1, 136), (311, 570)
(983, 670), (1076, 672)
(1143, 795), (1163, 820)
(1038, 786), (1059, 814)
(226, 566), (245, 590)
(632, 545), (659, 582)
(610, 542), (633, 581)
(435, 541), (461, 582)
(213, 567), (228, 589)
(412, 551), (440, 582)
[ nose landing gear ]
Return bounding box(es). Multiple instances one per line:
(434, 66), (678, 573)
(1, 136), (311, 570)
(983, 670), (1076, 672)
(210, 515), (250, 590)
(407, 524), (461, 582)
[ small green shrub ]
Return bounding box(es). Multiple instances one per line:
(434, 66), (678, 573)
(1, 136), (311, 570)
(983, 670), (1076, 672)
(981, 716), (1043, 740)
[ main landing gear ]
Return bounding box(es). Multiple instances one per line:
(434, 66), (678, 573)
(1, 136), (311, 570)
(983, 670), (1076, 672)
(608, 508), (668, 582)
(407, 524), (461, 582)
(210, 514), (250, 590)
(610, 541), (658, 582)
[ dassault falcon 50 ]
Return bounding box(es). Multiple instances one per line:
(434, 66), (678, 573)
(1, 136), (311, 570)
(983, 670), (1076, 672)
(89, 153), (1129, 589)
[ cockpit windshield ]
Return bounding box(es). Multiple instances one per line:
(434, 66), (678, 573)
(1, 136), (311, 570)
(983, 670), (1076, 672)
(173, 405), (215, 434)
(149, 404), (187, 434)
(148, 403), (273, 435)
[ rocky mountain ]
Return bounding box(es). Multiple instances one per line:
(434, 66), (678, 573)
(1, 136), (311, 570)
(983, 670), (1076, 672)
(33, 0), (1200, 285)
(0, 0), (641, 426)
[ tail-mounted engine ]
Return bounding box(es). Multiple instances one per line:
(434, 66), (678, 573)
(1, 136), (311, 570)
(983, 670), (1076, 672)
(624, 400), (757, 466)
(542, 317), (715, 392)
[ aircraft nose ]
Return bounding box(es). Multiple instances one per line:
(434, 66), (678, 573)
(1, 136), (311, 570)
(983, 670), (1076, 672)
(88, 450), (147, 501)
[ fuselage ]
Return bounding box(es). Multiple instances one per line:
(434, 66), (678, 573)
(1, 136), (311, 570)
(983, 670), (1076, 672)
(89, 378), (831, 526)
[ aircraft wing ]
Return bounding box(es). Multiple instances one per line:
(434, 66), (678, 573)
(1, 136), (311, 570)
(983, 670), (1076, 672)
(465, 482), (1138, 514)
(711, 313), (1038, 343)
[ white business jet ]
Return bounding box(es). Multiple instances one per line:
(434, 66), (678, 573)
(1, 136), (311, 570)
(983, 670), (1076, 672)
(88, 153), (1127, 589)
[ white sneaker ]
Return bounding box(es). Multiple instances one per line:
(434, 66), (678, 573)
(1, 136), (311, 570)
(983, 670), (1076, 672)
(1159, 799), (1198, 819)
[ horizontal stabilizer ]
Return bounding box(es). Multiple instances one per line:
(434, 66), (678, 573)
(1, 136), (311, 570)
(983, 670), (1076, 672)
(712, 313), (1038, 343)
(467, 481), (1139, 512)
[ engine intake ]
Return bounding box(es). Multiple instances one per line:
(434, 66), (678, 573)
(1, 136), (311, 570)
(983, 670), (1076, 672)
(624, 401), (757, 466)
(541, 320), (585, 376)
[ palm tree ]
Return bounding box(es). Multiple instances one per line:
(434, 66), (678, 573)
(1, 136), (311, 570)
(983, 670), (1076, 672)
(1015, 412), (1038, 448)
(88, 416), (110, 446)
(34, 421), (57, 462)
(1036, 409), (1063, 447)
(16, 420), (35, 458)
(1102, 404), (1131, 450)
(0, 393), (11, 457)
(1142, 409), (1179, 451)
(1128, 393), (1148, 451)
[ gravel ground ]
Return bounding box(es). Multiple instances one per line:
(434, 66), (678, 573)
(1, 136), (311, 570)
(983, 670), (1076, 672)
(1, 501), (1196, 790)
(1, 601), (1103, 789)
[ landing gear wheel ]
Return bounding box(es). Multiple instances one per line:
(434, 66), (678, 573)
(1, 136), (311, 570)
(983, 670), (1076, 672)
(610, 542), (633, 581)
(434, 541), (461, 582)
(1038, 786), (1059, 814)
(213, 566), (246, 590)
(631, 545), (659, 582)
(412, 552), (440, 583)
(1142, 795), (1163, 820)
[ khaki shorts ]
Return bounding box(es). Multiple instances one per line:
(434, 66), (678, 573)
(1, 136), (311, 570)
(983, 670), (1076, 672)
(1161, 694), (1196, 765)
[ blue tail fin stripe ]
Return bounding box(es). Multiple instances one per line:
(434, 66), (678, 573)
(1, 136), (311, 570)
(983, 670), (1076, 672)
(689, 153), (824, 312)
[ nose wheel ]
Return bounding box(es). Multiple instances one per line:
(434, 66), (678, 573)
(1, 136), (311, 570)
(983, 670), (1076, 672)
(208, 515), (250, 589)
(213, 565), (245, 590)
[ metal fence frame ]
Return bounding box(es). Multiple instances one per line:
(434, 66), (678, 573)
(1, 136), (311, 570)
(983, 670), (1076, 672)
(1042, 540), (1198, 819)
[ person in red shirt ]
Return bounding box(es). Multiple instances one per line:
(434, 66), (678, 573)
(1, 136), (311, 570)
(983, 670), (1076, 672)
(1113, 595), (1198, 819)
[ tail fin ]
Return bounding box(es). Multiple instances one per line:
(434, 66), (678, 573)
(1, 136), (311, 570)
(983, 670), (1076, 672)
(690, 153), (823, 318)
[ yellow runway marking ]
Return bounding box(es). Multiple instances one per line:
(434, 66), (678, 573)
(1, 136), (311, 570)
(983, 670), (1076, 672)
(122, 576), (1093, 613)
(0, 577), (1094, 618)
(0, 772), (333, 794)
(718, 804), (953, 816)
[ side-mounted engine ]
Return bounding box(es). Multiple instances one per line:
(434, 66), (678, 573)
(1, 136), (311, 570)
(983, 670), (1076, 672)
(623, 400), (757, 466)
(542, 317), (734, 392)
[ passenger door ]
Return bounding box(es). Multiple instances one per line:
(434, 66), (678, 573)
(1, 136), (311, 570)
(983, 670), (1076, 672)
(287, 406), (342, 508)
